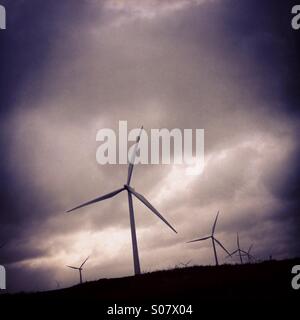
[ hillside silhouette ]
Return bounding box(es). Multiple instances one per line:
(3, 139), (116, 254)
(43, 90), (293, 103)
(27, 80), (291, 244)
(1, 258), (299, 316)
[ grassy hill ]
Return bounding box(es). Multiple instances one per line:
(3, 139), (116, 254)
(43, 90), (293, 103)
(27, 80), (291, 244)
(1, 258), (299, 316)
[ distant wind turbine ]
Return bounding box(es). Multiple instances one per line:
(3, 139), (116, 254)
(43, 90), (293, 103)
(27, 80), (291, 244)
(67, 126), (177, 275)
(242, 244), (256, 263)
(187, 211), (231, 266)
(67, 256), (89, 284)
(179, 260), (192, 268)
(228, 233), (248, 264)
(55, 280), (61, 289)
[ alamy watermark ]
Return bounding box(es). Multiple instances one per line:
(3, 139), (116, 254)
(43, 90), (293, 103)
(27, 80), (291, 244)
(0, 4), (6, 30)
(291, 265), (300, 290)
(291, 5), (300, 30)
(0, 265), (5, 290)
(96, 121), (204, 175)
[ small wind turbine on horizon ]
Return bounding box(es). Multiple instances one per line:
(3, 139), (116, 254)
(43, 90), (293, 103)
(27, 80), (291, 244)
(55, 280), (61, 289)
(179, 260), (192, 268)
(66, 126), (177, 276)
(187, 211), (231, 266)
(227, 233), (248, 264)
(242, 244), (256, 263)
(67, 256), (89, 284)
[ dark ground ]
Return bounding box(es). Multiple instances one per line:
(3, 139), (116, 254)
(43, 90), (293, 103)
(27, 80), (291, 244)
(0, 258), (299, 317)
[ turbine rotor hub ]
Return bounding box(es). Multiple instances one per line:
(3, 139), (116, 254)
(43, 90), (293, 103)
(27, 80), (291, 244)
(124, 184), (134, 191)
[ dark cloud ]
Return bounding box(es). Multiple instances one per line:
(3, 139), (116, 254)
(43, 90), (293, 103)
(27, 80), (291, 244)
(0, 0), (299, 292)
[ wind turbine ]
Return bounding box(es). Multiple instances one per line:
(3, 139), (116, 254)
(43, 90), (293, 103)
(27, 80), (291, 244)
(242, 244), (256, 263)
(228, 233), (248, 264)
(179, 260), (192, 268)
(187, 211), (231, 266)
(55, 280), (61, 289)
(66, 127), (177, 275)
(67, 256), (89, 284)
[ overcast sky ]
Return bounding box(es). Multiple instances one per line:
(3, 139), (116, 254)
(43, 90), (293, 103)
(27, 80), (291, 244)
(0, 0), (299, 292)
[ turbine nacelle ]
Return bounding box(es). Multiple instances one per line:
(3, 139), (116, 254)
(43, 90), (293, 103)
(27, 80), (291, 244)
(124, 184), (133, 191)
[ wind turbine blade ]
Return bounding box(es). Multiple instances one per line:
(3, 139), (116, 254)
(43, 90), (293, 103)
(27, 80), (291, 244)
(237, 233), (240, 249)
(187, 236), (211, 243)
(214, 238), (231, 256)
(127, 126), (143, 185)
(127, 163), (134, 186)
(67, 265), (78, 270)
(212, 211), (219, 235)
(66, 187), (125, 213)
(226, 249), (238, 258)
(80, 256), (90, 268)
(130, 188), (177, 233)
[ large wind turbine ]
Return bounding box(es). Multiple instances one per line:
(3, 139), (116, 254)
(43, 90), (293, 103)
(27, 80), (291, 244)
(67, 127), (177, 275)
(187, 211), (231, 266)
(67, 256), (89, 284)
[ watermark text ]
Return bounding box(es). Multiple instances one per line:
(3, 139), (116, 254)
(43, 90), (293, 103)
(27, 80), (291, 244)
(0, 4), (6, 30)
(96, 121), (204, 175)
(291, 5), (300, 30)
(291, 265), (300, 290)
(0, 265), (5, 290)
